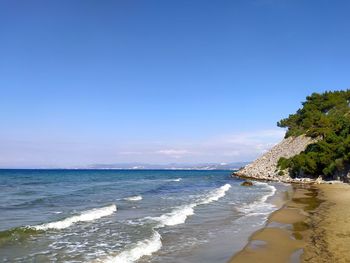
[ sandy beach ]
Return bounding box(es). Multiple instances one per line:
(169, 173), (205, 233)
(229, 182), (350, 263)
(303, 183), (350, 263)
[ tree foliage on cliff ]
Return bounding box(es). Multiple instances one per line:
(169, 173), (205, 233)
(277, 90), (350, 179)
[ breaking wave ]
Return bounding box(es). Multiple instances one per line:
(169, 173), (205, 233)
(148, 184), (231, 228)
(172, 178), (182, 182)
(0, 227), (42, 244)
(237, 182), (277, 217)
(103, 231), (162, 263)
(148, 204), (196, 227)
(30, 204), (117, 230)
(101, 183), (231, 263)
(199, 183), (231, 205)
(123, 195), (143, 201)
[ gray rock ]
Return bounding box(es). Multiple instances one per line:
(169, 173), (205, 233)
(241, 181), (253, 187)
(233, 135), (319, 184)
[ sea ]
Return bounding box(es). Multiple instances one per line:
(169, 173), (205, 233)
(0, 169), (289, 263)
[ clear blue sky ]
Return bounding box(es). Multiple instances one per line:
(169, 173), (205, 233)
(1, 0), (350, 167)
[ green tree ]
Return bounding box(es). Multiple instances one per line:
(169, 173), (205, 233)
(277, 90), (350, 179)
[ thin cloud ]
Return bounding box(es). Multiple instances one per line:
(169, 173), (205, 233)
(155, 149), (191, 159)
(0, 129), (286, 167)
(119, 151), (143, 155)
(156, 149), (189, 155)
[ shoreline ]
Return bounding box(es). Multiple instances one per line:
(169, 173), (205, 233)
(229, 183), (322, 263)
(302, 183), (350, 262)
(229, 181), (350, 263)
(232, 172), (328, 184)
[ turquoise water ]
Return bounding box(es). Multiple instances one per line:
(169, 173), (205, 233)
(0, 169), (285, 262)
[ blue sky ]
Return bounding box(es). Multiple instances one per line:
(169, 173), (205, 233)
(1, 0), (350, 167)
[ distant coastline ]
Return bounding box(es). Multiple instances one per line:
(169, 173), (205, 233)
(0, 162), (249, 171)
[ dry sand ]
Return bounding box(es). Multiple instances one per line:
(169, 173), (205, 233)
(303, 183), (350, 263)
(229, 183), (350, 263)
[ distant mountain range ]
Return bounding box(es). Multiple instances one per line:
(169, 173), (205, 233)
(87, 162), (249, 170)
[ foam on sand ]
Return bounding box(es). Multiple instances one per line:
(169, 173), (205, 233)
(238, 182), (277, 216)
(31, 204), (117, 230)
(103, 231), (162, 263)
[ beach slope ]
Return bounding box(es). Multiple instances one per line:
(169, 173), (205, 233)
(303, 183), (350, 263)
(229, 183), (350, 263)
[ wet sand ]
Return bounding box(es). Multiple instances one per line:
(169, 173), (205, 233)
(229, 184), (324, 263)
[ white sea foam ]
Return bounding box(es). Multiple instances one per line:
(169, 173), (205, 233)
(165, 178), (182, 182)
(98, 184), (231, 263)
(199, 183), (231, 205)
(148, 204), (196, 227)
(123, 195), (143, 201)
(103, 231), (162, 263)
(172, 178), (182, 182)
(254, 182), (277, 202)
(238, 182), (277, 216)
(31, 204), (117, 230)
(149, 183), (231, 228)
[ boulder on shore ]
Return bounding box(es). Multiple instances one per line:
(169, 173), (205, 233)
(241, 181), (253, 187)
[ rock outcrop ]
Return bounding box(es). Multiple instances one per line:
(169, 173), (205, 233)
(233, 135), (319, 183)
(241, 181), (253, 187)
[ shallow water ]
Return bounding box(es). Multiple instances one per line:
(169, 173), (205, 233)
(0, 169), (287, 262)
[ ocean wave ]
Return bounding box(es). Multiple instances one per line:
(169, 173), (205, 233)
(199, 183), (231, 205)
(254, 182), (277, 202)
(148, 183), (231, 228)
(0, 227), (42, 244)
(172, 178), (182, 182)
(148, 204), (196, 227)
(30, 204), (117, 230)
(237, 182), (277, 216)
(98, 184), (231, 263)
(103, 231), (162, 263)
(123, 195), (143, 201)
(162, 178), (182, 182)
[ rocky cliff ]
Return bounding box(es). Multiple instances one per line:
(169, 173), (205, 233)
(233, 135), (319, 183)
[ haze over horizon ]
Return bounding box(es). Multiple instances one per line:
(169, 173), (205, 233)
(1, 0), (350, 168)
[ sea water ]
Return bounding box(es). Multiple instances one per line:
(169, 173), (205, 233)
(0, 169), (288, 262)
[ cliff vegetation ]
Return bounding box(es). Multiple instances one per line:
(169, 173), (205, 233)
(277, 90), (350, 180)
